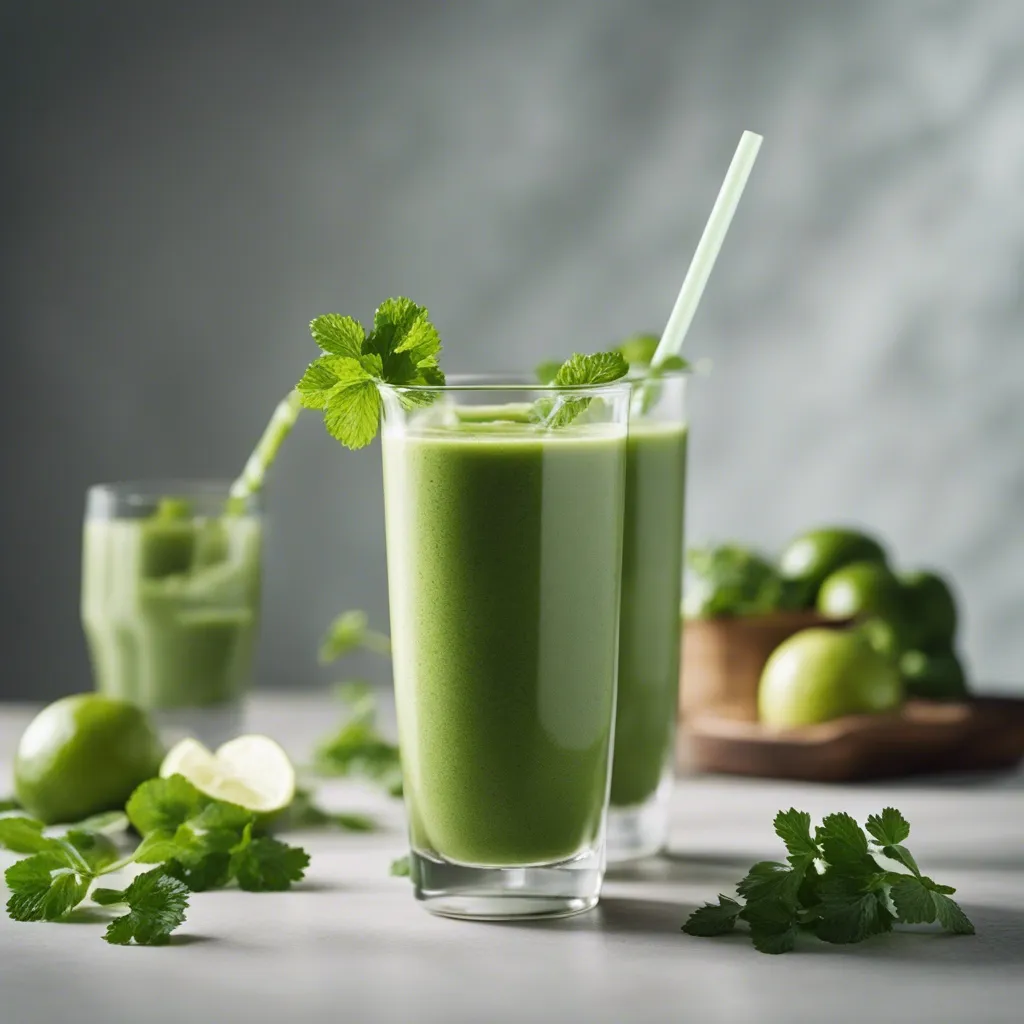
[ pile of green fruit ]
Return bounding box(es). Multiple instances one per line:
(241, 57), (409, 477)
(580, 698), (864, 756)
(685, 527), (970, 728)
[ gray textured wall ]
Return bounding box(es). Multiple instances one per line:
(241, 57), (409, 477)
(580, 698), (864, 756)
(1, 0), (1021, 701)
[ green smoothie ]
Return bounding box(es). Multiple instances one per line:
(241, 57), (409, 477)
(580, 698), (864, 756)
(610, 421), (688, 808)
(383, 422), (626, 867)
(81, 503), (262, 710)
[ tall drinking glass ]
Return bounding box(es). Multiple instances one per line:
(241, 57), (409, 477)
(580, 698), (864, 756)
(81, 481), (263, 746)
(380, 376), (630, 919)
(606, 371), (689, 861)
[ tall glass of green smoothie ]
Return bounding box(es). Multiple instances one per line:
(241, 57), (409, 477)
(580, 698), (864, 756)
(81, 481), (263, 746)
(606, 370), (688, 862)
(380, 376), (630, 919)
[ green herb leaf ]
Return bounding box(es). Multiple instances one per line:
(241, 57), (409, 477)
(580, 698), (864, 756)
(319, 610), (391, 663)
(535, 360), (562, 385)
(932, 892), (975, 935)
(552, 351), (629, 388)
(5, 852), (90, 922)
(0, 797), (21, 813)
(71, 811), (130, 837)
(683, 545), (802, 619)
(616, 333), (660, 367)
(229, 826), (309, 892)
(310, 314), (365, 359)
(682, 894), (743, 937)
(736, 861), (804, 905)
(315, 686), (403, 794)
(742, 898), (800, 954)
(865, 807), (911, 847)
(92, 887), (127, 906)
(889, 875), (937, 924)
(0, 814), (63, 855)
(814, 871), (893, 944)
(163, 852), (233, 893)
(102, 868), (190, 946)
(389, 855), (411, 878)
(126, 776), (208, 836)
(773, 809), (820, 866)
(815, 813), (877, 875)
(318, 358), (381, 451)
(296, 357), (342, 410)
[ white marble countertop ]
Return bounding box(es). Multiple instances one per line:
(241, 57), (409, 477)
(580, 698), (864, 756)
(2, 695), (1023, 1024)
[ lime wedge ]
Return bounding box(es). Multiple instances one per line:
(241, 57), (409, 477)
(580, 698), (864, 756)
(160, 734), (296, 814)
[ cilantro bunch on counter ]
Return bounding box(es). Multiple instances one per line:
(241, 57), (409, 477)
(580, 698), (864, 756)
(683, 807), (974, 953)
(0, 775), (309, 946)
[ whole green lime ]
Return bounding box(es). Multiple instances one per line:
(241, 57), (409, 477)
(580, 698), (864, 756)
(900, 649), (968, 701)
(858, 617), (902, 661)
(900, 570), (958, 652)
(817, 560), (909, 642)
(778, 528), (887, 605)
(14, 694), (163, 824)
(758, 627), (903, 727)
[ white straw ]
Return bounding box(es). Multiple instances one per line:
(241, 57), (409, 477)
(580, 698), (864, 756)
(651, 130), (763, 366)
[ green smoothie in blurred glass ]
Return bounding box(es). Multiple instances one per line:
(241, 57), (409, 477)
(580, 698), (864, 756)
(607, 349), (688, 862)
(81, 481), (262, 744)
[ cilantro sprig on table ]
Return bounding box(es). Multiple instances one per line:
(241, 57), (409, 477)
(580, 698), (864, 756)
(297, 298), (445, 450)
(0, 775), (309, 945)
(683, 807), (974, 954)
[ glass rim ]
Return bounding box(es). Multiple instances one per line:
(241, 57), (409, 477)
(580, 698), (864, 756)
(378, 373), (637, 394)
(86, 479), (239, 500)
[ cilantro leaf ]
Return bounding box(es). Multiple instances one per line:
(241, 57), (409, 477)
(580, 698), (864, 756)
(315, 686), (403, 793)
(296, 357), (342, 410)
(774, 809), (819, 866)
(736, 861), (804, 905)
(814, 871), (893, 944)
(889, 875), (937, 924)
(682, 895), (742, 937)
(310, 314), (364, 359)
(126, 776), (208, 837)
(932, 892), (975, 935)
(318, 358), (381, 450)
(0, 814), (63, 855)
(163, 851), (233, 892)
(102, 868), (190, 946)
(815, 813), (877, 875)
(319, 610), (390, 663)
(389, 855), (411, 878)
(5, 852), (90, 921)
(229, 826), (309, 891)
(866, 807), (911, 847)
(71, 811), (129, 836)
(741, 898), (800, 954)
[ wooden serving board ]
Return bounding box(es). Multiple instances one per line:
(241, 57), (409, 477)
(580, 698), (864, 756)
(680, 697), (1024, 782)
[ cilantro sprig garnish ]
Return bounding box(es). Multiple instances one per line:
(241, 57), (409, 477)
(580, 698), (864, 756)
(0, 775), (310, 945)
(682, 807), (974, 954)
(297, 298), (445, 449)
(532, 351), (630, 428)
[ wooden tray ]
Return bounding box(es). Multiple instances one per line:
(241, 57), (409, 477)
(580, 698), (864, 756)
(680, 697), (1024, 782)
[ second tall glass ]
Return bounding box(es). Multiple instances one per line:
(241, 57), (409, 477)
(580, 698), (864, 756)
(606, 370), (689, 862)
(380, 376), (630, 920)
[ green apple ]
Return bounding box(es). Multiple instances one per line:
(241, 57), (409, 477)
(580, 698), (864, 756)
(778, 527), (887, 606)
(758, 627), (903, 727)
(900, 570), (958, 652)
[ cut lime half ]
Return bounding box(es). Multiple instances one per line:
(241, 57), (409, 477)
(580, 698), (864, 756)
(160, 734), (296, 814)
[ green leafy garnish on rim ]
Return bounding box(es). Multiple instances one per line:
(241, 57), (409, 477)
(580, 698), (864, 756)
(682, 807), (974, 954)
(297, 298), (445, 450)
(530, 351), (630, 428)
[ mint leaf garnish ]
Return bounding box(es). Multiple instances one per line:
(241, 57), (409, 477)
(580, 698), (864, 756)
(319, 609), (390, 663)
(299, 299), (445, 450)
(681, 895), (742, 937)
(310, 314), (365, 358)
(681, 807), (974, 954)
(101, 869), (190, 946)
(5, 852), (91, 922)
(532, 351), (629, 428)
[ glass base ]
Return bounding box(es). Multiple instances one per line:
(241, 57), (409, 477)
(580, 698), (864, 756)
(150, 703), (244, 749)
(606, 788), (670, 864)
(411, 848), (604, 920)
